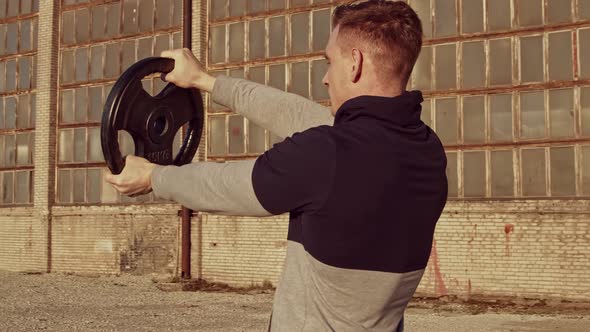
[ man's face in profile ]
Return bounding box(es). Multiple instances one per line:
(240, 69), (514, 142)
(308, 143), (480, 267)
(322, 25), (352, 116)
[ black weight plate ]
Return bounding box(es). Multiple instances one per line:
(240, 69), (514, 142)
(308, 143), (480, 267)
(101, 57), (203, 175)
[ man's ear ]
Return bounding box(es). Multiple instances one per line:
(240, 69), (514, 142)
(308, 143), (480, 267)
(351, 48), (363, 83)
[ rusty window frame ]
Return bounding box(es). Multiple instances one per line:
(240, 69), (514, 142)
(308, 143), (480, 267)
(0, 1), (39, 206)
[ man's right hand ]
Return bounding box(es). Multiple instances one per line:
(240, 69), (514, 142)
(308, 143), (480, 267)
(160, 48), (216, 93)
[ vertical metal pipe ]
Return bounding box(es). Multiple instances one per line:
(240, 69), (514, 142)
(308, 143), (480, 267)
(180, 0), (193, 280)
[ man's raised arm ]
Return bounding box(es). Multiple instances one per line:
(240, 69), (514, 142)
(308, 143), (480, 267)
(211, 76), (333, 138)
(160, 49), (333, 139)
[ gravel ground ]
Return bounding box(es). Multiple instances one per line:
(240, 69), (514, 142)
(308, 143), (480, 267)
(1, 270), (589, 332)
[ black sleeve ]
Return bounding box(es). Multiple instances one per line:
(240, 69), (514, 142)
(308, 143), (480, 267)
(251, 127), (336, 215)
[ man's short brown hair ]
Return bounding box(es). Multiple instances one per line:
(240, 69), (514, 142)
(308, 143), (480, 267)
(332, 0), (423, 84)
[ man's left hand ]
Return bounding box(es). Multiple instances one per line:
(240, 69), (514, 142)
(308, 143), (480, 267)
(105, 155), (158, 197)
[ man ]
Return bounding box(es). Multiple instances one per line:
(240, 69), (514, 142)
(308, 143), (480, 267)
(106, 1), (447, 330)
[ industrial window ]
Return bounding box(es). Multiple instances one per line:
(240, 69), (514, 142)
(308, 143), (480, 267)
(0, 0), (38, 206)
(206, 0), (332, 161)
(57, 0), (183, 204)
(408, 0), (590, 199)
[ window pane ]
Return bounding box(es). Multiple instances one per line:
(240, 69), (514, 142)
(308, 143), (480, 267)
(229, 0), (246, 16)
(0, 25), (6, 56)
(519, 0), (543, 26)
(229, 68), (245, 79)
(248, 120), (266, 154)
(57, 170), (71, 203)
(461, 0), (484, 34)
(210, 25), (226, 64)
(76, 8), (90, 43)
(522, 148), (546, 196)
(290, 61), (309, 98)
(446, 152), (458, 197)
(583, 146), (590, 195)
(154, 34), (169, 59)
(73, 169), (85, 203)
(520, 35), (544, 83)
(312, 9), (331, 52)
(20, 20), (32, 52)
(16, 133), (29, 165)
(228, 115), (245, 154)
(5, 97), (15, 128)
(247, 0), (266, 14)
(101, 168), (119, 203)
(464, 151), (486, 197)
(435, 98), (458, 144)
(548, 31), (573, 81)
(550, 146), (576, 196)
(139, 0), (154, 32)
(88, 86), (102, 122)
(421, 99), (432, 127)
(5, 59), (15, 91)
(211, 0), (227, 19)
(15, 171), (30, 204)
(6, 23), (16, 54)
(2, 172), (13, 204)
(249, 20), (265, 60)
(0, 136), (4, 166)
(291, 13), (309, 55)
(74, 128), (87, 162)
(59, 129), (73, 162)
(118, 130), (135, 157)
(311, 59), (328, 101)
(61, 50), (74, 83)
(90, 45), (104, 80)
(462, 41), (485, 88)
(122, 0), (138, 34)
(411, 0), (432, 38)
(269, 16), (285, 57)
(91, 5), (106, 40)
(155, 0), (172, 29)
(413, 46), (432, 90)
(269, 64), (285, 90)
(106, 2), (121, 38)
(582, 87), (590, 137)
(75, 87), (88, 123)
(88, 127), (103, 162)
(17, 94), (29, 129)
(547, 0), (572, 24)
(435, 44), (456, 90)
(121, 40), (137, 72)
(549, 88), (574, 138)
(269, 0), (285, 11)
(76, 47), (88, 82)
(105, 43), (120, 79)
(579, 29), (590, 79)
(491, 150), (514, 196)
(62, 11), (75, 44)
(581, 0), (590, 20)
(4, 134), (14, 167)
(209, 116), (226, 155)
(229, 22), (244, 62)
(487, 0), (512, 31)
(520, 91), (546, 139)
(489, 38), (512, 85)
(60, 90), (74, 124)
(462, 96), (485, 143)
(249, 65), (265, 84)
(490, 93), (513, 142)
(435, 0), (457, 37)
(138, 37), (153, 60)
(87, 169), (101, 204)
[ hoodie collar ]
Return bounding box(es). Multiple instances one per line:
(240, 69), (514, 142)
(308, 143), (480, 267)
(333, 91), (424, 126)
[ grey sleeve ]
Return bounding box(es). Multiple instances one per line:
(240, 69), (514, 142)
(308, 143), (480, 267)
(211, 75), (333, 139)
(151, 159), (271, 217)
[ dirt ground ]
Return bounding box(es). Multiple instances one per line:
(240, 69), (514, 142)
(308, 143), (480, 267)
(1, 270), (589, 332)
